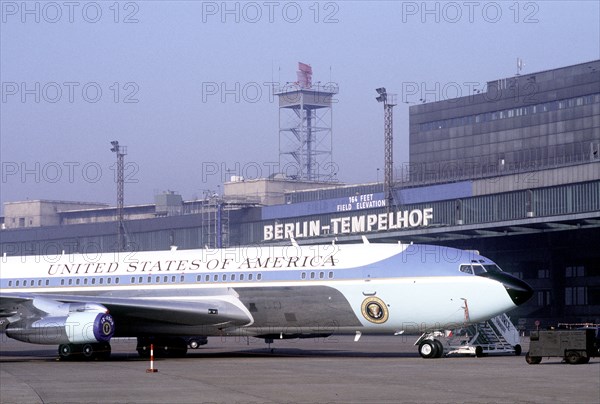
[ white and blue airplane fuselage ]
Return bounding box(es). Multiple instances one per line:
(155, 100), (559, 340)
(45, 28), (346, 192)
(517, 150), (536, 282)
(0, 241), (532, 359)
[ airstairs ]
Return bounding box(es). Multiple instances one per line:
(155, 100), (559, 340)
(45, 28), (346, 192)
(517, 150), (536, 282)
(445, 313), (522, 357)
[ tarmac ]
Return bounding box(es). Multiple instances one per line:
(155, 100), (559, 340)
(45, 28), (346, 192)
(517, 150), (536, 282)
(1, 334), (599, 404)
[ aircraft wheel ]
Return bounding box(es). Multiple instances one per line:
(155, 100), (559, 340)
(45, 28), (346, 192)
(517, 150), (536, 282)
(58, 344), (77, 360)
(82, 343), (96, 360)
(136, 338), (151, 358)
(433, 339), (444, 358)
(514, 344), (522, 356)
(188, 339), (200, 349)
(525, 352), (542, 364)
(418, 340), (439, 359)
(475, 346), (484, 357)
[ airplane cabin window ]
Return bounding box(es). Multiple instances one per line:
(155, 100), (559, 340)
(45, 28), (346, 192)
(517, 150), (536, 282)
(156, 276), (160, 283)
(38, 280), (42, 286)
(205, 274), (210, 282)
(171, 276), (176, 283)
(310, 272), (315, 279)
(115, 278), (120, 284)
(248, 274), (253, 281)
(213, 274), (218, 282)
(231, 274), (236, 281)
(8, 281), (12, 287)
(197, 275), (201, 282)
(131, 277), (136, 284)
(45, 280), (49, 286)
(68, 279), (73, 285)
(328, 272), (334, 279)
(257, 273), (262, 280)
(16, 280), (20, 287)
(222, 274), (227, 281)
(240, 274), (245, 281)
(139, 277), (143, 284)
(180, 275), (184, 282)
(301, 272), (306, 279)
(459, 265), (473, 274)
(319, 272), (324, 279)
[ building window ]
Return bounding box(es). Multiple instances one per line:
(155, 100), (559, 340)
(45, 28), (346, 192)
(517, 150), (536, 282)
(565, 287), (587, 305)
(565, 266), (585, 277)
(536, 290), (551, 306)
(537, 269), (550, 279)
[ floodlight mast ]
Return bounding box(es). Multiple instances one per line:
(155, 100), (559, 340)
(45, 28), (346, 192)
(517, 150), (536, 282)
(110, 141), (127, 252)
(375, 88), (397, 212)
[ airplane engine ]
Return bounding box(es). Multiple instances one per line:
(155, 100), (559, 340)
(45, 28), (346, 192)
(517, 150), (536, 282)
(6, 307), (115, 345)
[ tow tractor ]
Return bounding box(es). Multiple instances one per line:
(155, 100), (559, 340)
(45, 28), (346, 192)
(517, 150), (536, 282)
(525, 323), (600, 365)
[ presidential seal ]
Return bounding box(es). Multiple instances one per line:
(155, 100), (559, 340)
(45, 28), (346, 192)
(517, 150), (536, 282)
(361, 297), (389, 324)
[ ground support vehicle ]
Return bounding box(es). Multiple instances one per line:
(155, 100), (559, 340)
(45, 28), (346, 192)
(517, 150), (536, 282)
(526, 328), (600, 365)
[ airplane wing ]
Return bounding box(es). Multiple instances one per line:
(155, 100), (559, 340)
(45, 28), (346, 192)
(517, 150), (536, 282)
(57, 294), (254, 327)
(0, 292), (254, 332)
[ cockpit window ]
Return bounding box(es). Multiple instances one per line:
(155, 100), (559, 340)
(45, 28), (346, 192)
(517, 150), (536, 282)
(461, 263), (504, 275)
(483, 264), (502, 273)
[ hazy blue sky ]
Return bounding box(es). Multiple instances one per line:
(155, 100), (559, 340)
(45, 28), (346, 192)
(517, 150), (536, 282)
(1, 1), (599, 211)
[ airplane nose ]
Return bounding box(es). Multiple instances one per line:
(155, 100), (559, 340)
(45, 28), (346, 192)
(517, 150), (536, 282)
(482, 273), (534, 306)
(503, 276), (534, 306)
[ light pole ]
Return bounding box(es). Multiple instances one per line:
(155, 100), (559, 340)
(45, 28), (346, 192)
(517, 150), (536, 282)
(110, 141), (127, 252)
(376, 88), (397, 212)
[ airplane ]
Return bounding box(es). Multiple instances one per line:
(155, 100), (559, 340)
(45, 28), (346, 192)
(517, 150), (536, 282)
(0, 239), (533, 360)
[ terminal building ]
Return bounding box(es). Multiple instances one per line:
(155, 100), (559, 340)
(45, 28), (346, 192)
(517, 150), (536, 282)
(2, 60), (599, 328)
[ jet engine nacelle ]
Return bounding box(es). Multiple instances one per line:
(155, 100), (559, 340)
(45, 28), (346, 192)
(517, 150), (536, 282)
(6, 310), (115, 345)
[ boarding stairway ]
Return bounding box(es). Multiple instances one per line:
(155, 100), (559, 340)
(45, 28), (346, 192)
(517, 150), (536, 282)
(446, 313), (522, 357)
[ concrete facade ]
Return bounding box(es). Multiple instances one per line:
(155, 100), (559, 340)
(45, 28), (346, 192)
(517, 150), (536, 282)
(3, 200), (108, 229)
(409, 60), (600, 182)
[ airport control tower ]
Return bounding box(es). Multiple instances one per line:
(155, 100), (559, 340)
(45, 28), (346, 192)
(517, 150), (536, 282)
(275, 63), (338, 181)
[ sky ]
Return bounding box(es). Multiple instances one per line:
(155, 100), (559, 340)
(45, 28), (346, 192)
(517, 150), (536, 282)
(1, 0), (599, 212)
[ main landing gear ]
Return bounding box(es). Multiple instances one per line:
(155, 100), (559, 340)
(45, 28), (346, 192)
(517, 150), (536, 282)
(58, 342), (112, 361)
(136, 337), (189, 358)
